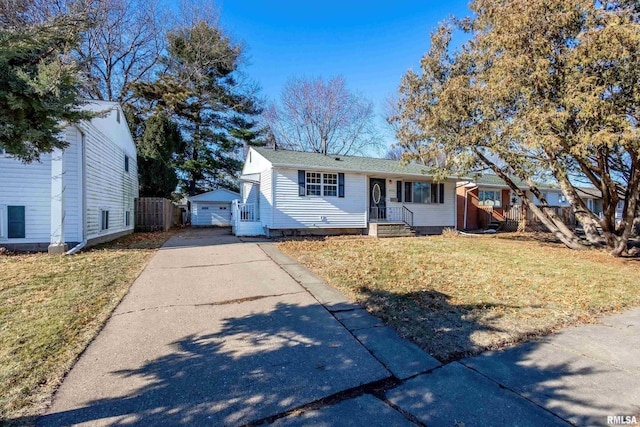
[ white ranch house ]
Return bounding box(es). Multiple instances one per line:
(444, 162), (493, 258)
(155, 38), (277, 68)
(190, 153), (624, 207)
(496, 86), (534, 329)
(0, 100), (138, 253)
(234, 147), (459, 237)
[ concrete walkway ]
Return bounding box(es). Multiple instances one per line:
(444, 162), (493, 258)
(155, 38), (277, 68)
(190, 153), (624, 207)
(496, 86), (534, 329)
(39, 228), (640, 426)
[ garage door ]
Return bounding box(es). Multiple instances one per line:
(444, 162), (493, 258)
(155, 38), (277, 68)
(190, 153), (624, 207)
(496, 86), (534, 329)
(193, 202), (232, 226)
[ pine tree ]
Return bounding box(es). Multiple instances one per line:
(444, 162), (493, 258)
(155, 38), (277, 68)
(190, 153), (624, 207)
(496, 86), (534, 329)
(137, 113), (184, 198)
(0, 13), (92, 162)
(134, 20), (261, 195)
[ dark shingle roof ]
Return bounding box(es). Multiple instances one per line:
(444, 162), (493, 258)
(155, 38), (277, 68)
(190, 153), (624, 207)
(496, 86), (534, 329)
(253, 147), (461, 179)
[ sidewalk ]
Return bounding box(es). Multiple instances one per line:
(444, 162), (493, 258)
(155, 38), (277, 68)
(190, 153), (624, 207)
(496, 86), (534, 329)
(39, 228), (640, 426)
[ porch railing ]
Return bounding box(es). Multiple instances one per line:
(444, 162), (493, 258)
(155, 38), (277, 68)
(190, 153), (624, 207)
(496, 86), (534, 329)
(235, 202), (257, 222)
(369, 206), (414, 227)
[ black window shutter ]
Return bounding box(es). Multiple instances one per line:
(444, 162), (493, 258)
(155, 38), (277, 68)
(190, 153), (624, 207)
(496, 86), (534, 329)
(7, 206), (25, 238)
(338, 173), (345, 197)
(396, 181), (402, 202)
(404, 182), (413, 203)
(298, 170), (305, 196)
(439, 183), (445, 203)
(431, 183), (438, 203)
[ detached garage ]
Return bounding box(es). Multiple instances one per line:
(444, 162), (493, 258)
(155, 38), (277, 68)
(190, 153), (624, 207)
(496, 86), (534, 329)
(190, 189), (240, 226)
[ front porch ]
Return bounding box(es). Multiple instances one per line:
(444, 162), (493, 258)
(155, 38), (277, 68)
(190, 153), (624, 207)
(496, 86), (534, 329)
(368, 206), (416, 237)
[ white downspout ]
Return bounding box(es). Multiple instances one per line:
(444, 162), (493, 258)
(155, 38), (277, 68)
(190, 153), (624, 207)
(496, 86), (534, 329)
(463, 185), (478, 230)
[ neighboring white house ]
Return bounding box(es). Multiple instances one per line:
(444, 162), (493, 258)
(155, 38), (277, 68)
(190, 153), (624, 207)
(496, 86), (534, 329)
(234, 147), (460, 237)
(0, 100), (139, 253)
(190, 188), (240, 226)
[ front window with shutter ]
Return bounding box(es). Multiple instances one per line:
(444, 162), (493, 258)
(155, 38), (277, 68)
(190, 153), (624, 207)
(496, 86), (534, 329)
(403, 182), (446, 204)
(301, 171), (342, 197)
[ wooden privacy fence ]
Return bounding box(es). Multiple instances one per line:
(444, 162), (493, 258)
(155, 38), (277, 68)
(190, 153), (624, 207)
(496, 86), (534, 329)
(135, 197), (180, 232)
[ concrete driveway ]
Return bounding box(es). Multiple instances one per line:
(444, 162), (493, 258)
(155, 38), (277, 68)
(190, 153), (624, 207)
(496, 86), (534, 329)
(38, 228), (640, 426)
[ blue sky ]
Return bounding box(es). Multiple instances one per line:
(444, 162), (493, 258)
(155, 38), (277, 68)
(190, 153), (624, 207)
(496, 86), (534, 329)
(216, 1), (473, 150)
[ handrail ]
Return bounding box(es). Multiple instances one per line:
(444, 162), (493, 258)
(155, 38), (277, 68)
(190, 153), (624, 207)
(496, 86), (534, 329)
(369, 206), (414, 227)
(402, 206), (414, 227)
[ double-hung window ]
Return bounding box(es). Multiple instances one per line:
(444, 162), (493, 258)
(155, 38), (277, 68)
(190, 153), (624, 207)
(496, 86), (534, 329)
(299, 170), (344, 198)
(305, 172), (322, 196)
(323, 173), (338, 196)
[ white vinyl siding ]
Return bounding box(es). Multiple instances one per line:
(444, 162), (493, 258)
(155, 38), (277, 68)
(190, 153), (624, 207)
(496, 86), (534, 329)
(260, 170), (273, 228)
(62, 127), (81, 242)
(83, 120), (137, 240)
(387, 180), (456, 227)
(0, 153), (51, 244)
(272, 169), (366, 229)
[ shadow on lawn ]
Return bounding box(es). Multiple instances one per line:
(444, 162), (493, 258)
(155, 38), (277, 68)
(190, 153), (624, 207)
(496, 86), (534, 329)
(355, 287), (533, 363)
(30, 298), (622, 427)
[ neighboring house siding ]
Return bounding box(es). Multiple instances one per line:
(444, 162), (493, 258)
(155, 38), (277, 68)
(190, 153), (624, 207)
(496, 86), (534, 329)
(0, 152), (52, 244)
(62, 127), (81, 243)
(83, 122), (137, 241)
(271, 168), (367, 229)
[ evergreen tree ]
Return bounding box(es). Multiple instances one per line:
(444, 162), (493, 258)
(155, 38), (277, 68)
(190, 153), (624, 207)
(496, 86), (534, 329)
(137, 113), (184, 198)
(0, 12), (93, 162)
(134, 20), (261, 195)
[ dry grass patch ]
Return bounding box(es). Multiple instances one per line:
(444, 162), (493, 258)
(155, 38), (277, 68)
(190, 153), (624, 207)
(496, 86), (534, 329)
(0, 229), (177, 424)
(277, 234), (640, 362)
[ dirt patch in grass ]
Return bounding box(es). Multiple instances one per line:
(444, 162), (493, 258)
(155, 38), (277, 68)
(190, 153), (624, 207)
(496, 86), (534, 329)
(277, 234), (640, 362)
(0, 229), (177, 425)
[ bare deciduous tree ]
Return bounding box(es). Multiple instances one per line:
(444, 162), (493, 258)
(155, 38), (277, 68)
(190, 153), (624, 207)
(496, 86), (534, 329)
(74, 0), (167, 102)
(264, 76), (380, 155)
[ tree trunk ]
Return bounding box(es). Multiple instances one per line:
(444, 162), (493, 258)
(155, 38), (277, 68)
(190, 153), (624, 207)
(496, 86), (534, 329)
(610, 160), (640, 257)
(552, 168), (604, 246)
(472, 149), (590, 250)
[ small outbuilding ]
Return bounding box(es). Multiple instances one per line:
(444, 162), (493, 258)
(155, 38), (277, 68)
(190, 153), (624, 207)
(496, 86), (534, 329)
(190, 189), (240, 226)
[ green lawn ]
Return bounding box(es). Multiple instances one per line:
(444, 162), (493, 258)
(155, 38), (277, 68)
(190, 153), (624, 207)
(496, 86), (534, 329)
(0, 230), (176, 424)
(278, 234), (640, 362)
